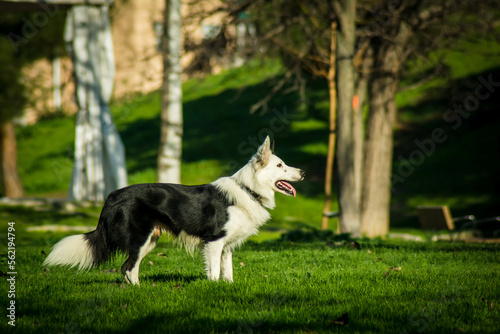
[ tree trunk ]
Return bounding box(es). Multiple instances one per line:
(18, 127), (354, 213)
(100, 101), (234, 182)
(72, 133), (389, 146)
(158, 0), (183, 184)
(0, 121), (24, 198)
(335, 0), (360, 237)
(352, 45), (372, 226)
(360, 67), (397, 237)
(321, 21), (337, 230)
(361, 23), (410, 237)
(67, 5), (127, 202)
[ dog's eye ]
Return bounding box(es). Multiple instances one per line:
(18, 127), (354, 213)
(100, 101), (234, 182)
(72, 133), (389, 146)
(277, 163), (283, 168)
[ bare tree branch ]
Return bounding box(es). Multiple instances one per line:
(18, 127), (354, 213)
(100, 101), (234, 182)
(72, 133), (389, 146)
(249, 67), (296, 114)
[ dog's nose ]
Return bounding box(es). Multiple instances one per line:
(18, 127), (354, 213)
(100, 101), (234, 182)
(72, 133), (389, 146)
(300, 170), (306, 178)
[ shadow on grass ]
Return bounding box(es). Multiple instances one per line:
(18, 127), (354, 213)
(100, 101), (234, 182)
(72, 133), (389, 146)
(392, 67), (500, 229)
(76, 277), (125, 285)
(115, 311), (378, 334)
(145, 273), (203, 283)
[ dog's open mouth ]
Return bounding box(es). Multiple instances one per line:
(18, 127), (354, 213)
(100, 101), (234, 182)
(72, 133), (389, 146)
(275, 180), (297, 198)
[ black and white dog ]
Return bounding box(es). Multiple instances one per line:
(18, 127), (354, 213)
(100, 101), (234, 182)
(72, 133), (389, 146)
(44, 136), (305, 284)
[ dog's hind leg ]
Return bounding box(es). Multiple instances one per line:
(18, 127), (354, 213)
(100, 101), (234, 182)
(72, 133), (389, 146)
(121, 256), (136, 284)
(122, 228), (161, 285)
(204, 239), (224, 281)
(221, 248), (233, 283)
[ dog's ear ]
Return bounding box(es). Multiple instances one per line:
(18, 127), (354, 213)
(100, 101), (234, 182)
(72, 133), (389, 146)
(255, 136), (272, 168)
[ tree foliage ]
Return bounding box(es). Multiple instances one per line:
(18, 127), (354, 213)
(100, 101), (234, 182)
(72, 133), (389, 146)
(0, 10), (66, 123)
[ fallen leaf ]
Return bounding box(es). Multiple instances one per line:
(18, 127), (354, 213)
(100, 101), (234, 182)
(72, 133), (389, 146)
(390, 266), (402, 272)
(367, 249), (372, 254)
(240, 262), (246, 267)
(149, 261), (154, 266)
(152, 283), (157, 287)
(481, 298), (495, 309)
(174, 284), (182, 290)
(120, 283), (126, 290)
(157, 252), (166, 257)
(333, 312), (349, 325)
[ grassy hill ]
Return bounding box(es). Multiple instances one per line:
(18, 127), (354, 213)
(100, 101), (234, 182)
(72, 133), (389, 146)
(11, 48), (500, 239)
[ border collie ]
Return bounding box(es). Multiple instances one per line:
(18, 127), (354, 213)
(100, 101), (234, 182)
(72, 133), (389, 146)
(43, 136), (305, 284)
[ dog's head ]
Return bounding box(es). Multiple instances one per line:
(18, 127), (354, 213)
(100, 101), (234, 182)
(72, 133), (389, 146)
(252, 136), (305, 198)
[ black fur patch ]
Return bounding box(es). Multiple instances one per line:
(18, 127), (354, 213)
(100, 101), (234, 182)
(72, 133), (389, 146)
(84, 183), (231, 265)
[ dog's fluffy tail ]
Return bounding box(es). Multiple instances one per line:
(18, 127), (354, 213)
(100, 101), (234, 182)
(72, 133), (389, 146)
(44, 217), (113, 271)
(43, 234), (95, 270)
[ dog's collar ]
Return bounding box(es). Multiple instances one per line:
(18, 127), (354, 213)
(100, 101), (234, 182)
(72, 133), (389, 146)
(238, 183), (263, 206)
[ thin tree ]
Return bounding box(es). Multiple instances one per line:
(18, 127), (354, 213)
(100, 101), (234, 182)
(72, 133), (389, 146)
(0, 122), (24, 198)
(0, 41), (25, 198)
(158, 0), (183, 184)
(333, 0), (359, 236)
(321, 20), (338, 231)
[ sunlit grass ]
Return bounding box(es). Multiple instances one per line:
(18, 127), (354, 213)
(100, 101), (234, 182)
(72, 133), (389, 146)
(1, 240), (498, 333)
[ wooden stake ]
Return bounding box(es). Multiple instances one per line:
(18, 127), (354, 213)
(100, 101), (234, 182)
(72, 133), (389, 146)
(321, 21), (337, 231)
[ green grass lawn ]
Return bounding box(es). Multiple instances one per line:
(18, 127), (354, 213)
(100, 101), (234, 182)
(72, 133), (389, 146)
(1, 237), (499, 333)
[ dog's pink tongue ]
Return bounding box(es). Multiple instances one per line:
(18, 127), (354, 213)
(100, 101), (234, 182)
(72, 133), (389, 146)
(281, 181), (296, 198)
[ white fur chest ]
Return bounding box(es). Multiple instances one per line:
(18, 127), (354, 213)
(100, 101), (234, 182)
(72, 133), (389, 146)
(211, 177), (272, 249)
(223, 205), (270, 249)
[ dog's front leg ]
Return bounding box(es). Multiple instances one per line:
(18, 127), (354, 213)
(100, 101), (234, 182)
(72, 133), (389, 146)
(221, 248), (233, 283)
(204, 240), (224, 281)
